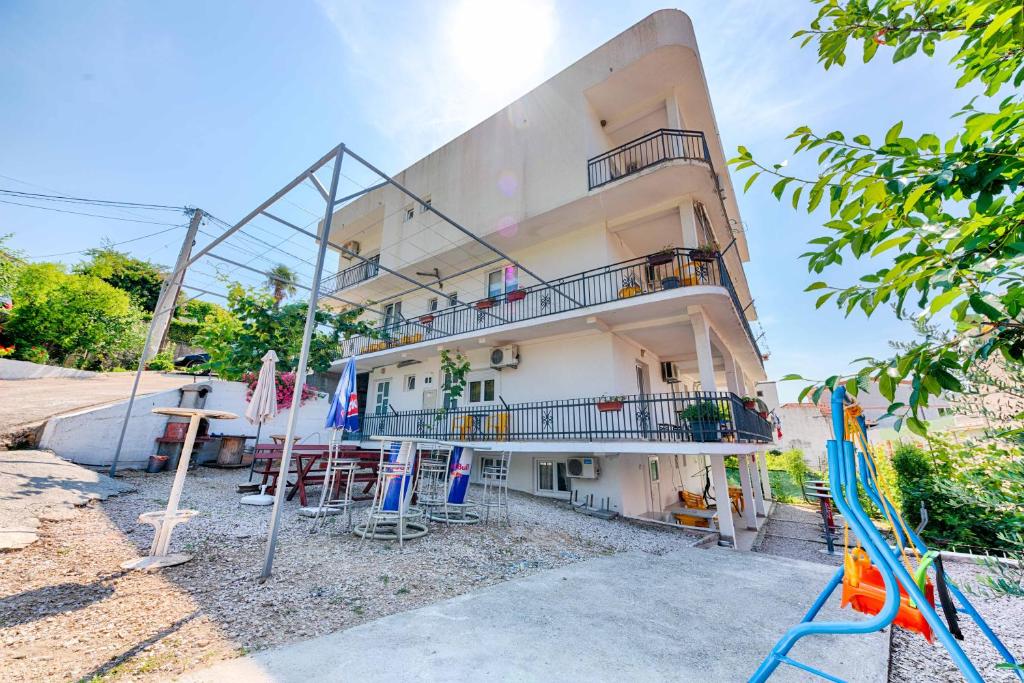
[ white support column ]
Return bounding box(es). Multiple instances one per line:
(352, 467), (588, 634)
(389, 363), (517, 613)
(678, 200), (699, 249)
(721, 347), (742, 397)
(749, 452), (767, 517)
(709, 455), (735, 544)
(737, 454), (757, 530)
(666, 89), (682, 129)
(689, 307), (717, 392)
(758, 450), (773, 501)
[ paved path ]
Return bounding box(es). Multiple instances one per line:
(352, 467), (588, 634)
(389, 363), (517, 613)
(0, 450), (131, 549)
(180, 547), (888, 683)
(0, 371), (194, 439)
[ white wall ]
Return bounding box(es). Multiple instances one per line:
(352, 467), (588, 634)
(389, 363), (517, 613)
(0, 358), (97, 380)
(38, 380), (332, 469)
(775, 404), (830, 471)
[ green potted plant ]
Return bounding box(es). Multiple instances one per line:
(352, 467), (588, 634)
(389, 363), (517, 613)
(661, 272), (681, 289)
(690, 243), (720, 263)
(741, 396), (757, 410)
(678, 400), (726, 442)
(596, 394), (626, 412)
(647, 246), (675, 267)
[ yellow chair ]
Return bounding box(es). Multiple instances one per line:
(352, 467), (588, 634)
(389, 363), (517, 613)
(728, 486), (745, 514)
(674, 490), (710, 528)
(486, 412), (510, 440)
(680, 262), (699, 286)
(451, 415), (474, 439)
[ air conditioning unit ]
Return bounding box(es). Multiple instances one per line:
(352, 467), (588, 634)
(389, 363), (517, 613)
(341, 240), (361, 260)
(567, 457), (599, 479)
(660, 361), (680, 384)
(489, 345), (519, 369)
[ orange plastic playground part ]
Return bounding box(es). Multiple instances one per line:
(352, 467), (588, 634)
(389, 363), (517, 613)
(841, 549), (936, 642)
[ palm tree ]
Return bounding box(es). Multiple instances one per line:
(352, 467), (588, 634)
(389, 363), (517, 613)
(266, 264), (298, 304)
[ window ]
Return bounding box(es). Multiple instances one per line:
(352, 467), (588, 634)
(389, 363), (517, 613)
(427, 297), (438, 312)
(404, 374), (416, 391)
(487, 265), (519, 298)
(467, 378), (495, 404)
(420, 198), (432, 213)
(374, 380), (391, 415)
(423, 374), (434, 386)
(536, 460), (570, 495)
(383, 301), (402, 328)
(448, 293), (458, 307)
(649, 458), (660, 482)
(404, 207), (414, 221)
(694, 201), (716, 247)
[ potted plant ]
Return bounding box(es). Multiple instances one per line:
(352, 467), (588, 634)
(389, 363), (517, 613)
(741, 396), (757, 410)
(618, 273), (642, 299)
(661, 273), (681, 289)
(476, 297), (496, 310)
(690, 243), (720, 263)
(419, 313), (435, 325)
(596, 394), (626, 412)
(647, 246), (675, 267)
(678, 400), (726, 442)
(506, 288), (527, 302)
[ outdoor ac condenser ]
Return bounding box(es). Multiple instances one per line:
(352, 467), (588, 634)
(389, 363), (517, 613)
(567, 457), (599, 479)
(489, 345), (520, 369)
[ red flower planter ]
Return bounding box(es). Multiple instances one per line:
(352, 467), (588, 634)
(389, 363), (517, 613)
(506, 289), (527, 302)
(475, 299), (496, 310)
(597, 400), (624, 413)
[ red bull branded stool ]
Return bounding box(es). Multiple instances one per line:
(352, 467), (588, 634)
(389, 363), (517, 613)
(417, 444), (481, 524)
(354, 440), (428, 546)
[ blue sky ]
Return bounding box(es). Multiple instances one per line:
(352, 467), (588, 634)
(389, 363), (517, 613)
(0, 1), (968, 400)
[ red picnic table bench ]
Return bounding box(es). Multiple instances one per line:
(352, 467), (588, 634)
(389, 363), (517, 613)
(251, 444), (381, 507)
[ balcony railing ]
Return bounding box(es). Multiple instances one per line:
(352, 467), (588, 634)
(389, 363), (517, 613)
(587, 129), (712, 190)
(362, 392), (773, 444)
(321, 254), (380, 296)
(340, 247), (763, 363)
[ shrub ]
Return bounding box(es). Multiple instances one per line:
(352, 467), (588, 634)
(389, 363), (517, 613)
(145, 352), (175, 372)
(18, 345), (49, 365)
(679, 400), (728, 422)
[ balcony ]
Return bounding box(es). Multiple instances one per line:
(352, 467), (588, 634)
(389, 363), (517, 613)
(321, 254), (380, 296)
(362, 392), (773, 445)
(340, 247), (763, 364)
(587, 129), (711, 191)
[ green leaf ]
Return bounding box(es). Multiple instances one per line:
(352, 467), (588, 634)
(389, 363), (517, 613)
(930, 288), (961, 314)
(743, 172), (760, 193)
(903, 184), (930, 213)
(771, 178), (790, 200)
(906, 416), (928, 437)
(805, 281), (829, 291)
(981, 5), (1022, 44)
(893, 36), (921, 63)
(969, 294), (1002, 320)
(844, 377), (859, 398)
(885, 121), (903, 145)
(780, 373), (805, 381)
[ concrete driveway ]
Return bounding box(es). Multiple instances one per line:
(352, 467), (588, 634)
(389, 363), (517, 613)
(180, 547), (888, 682)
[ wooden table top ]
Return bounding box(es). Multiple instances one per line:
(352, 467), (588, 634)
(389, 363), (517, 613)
(152, 407), (239, 420)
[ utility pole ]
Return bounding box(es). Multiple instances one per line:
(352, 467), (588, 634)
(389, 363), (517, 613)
(145, 208), (204, 360)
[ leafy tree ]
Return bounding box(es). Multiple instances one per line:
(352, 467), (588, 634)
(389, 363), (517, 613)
(4, 263), (146, 369)
(265, 264), (299, 305)
(0, 234), (24, 298)
(74, 245), (167, 312)
(168, 298), (224, 346)
(731, 0), (1024, 434)
(193, 282), (379, 380)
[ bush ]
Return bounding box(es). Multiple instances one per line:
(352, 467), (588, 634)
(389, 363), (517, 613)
(145, 351), (175, 372)
(17, 345), (49, 365)
(679, 400), (729, 422)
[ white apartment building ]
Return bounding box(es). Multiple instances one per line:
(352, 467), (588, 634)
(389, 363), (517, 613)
(323, 10), (774, 544)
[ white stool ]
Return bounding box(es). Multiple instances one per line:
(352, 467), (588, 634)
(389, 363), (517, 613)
(479, 450), (511, 526)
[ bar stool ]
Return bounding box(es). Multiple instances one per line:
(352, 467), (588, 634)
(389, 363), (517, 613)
(309, 437), (359, 533)
(354, 441), (427, 546)
(479, 450), (511, 525)
(415, 444), (451, 520)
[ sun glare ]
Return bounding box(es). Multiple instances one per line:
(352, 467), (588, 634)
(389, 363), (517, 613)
(444, 0), (556, 98)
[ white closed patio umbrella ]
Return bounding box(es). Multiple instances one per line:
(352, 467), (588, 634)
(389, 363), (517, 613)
(242, 350), (279, 492)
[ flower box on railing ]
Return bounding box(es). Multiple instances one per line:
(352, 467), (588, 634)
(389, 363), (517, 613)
(690, 249), (719, 263)
(647, 250), (675, 267)
(419, 314), (435, 325)
(597, 400), (624, 413)
(476, 298), (497, 310)
(506, 289), (527, 302)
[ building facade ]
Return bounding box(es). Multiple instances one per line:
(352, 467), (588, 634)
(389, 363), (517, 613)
(322, 10), (774, 543)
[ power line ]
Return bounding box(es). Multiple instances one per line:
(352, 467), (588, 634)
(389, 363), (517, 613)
(27, 225), (186, 259)
(0, 188), (186, 212)
(0, 198), (188, 226)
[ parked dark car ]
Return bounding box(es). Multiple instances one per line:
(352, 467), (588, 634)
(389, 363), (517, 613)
(174, 352), (210, 369)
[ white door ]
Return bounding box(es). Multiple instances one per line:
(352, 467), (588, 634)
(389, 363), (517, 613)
(536, 459), (570, 498)
(648, 456), (662, 512)
(422, 389), (437, 410)
(636, 361), (650, 395)
(373, 380), (391, 415)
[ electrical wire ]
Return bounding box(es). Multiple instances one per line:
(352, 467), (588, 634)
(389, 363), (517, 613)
(0, 198), (188, 226)
(27, 225), (187, 259)
(0, 188), (185, 211)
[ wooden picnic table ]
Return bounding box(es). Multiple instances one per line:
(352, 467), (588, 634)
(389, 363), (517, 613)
(251, 444), (380, 507)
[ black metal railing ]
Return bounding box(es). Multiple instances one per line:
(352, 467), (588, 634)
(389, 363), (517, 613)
(321, 254), (380, 295)
(362, 392), (773, 444)
(340, 247), (763, 361)
(587, 129), (712, 190)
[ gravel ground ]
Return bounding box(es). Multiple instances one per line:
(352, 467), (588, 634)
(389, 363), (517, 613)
(0, 466), (702, 682)
(755, 503), (1024, 682)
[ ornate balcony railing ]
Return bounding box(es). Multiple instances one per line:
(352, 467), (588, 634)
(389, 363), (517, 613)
(362, 391), (773, 444)
(587, 129), (712, 190)
(321, 254), (380, 296)
(339, 247), (763, 363)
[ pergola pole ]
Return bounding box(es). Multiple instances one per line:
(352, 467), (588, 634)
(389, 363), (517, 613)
(260, 144), (346, 581)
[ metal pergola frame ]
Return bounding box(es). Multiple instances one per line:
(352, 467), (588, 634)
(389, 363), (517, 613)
(107, 140), (580, 580)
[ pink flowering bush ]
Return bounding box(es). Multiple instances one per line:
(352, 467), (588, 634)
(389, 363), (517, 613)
(243, 371), (319, 410)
